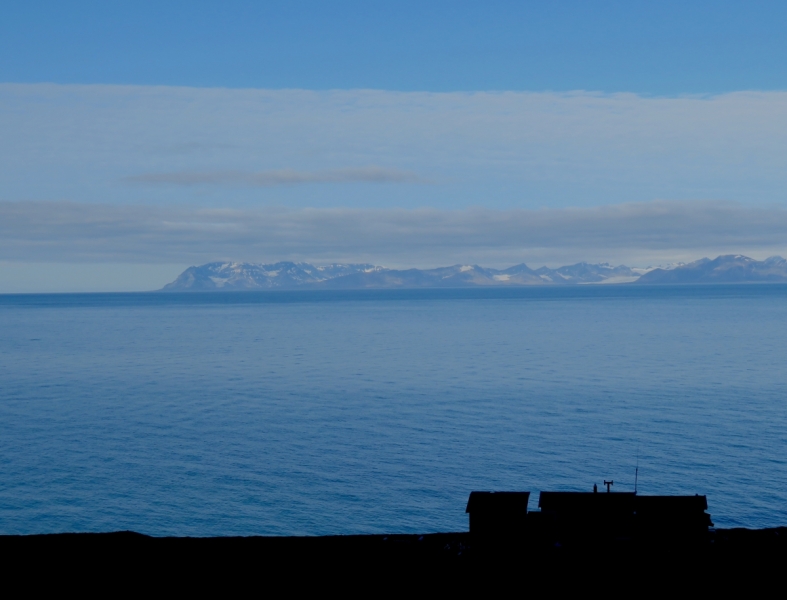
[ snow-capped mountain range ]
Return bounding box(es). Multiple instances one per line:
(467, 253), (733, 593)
(161, 255), (787, 291)
(634, 255), (787, 284)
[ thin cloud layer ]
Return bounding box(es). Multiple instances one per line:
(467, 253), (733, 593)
(2, 200), (784, 267)
(125, 166), (427, 186)
(3, 84), (787, 209)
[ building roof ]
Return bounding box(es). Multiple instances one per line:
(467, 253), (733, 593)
(465, 491), (530, 514)
(635, 495), (708, 513)
(538, 491), (636, 512)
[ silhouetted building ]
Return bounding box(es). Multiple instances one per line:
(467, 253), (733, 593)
(536, 490), (713, 545)
(538, 491), (637, 543)
(465, 491), (530, 537)
(467, 489), (714, 546)
(635, 495), (713, 540)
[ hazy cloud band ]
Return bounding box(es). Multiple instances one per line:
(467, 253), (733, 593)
(2, 200), (785, 267)
(124, 166), (428, 186)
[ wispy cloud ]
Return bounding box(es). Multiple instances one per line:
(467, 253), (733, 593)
(2, 200), (784, 267)
(124, 166), (429, 186)
(4, 84), (787, 209)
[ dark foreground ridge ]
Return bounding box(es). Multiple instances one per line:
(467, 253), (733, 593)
(3, 490), (786, 590)
(3, 527), (785, 591)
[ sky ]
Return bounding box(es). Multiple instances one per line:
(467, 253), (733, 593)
(1, 1), (786, 291)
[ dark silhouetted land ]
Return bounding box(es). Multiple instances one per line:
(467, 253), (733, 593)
(3, 527), (784, 591)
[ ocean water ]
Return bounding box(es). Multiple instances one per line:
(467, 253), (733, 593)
(1, 286), (786, 536)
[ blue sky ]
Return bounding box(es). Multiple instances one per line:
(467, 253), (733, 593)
(4, 1), (787, 93)
(1, 2), (787, 291)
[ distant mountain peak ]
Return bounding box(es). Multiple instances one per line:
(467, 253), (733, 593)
(635, 255), (787, 284)
(161, 261), (379, 291)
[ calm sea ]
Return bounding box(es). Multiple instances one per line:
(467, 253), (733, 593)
(1, 286), (786, 535)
